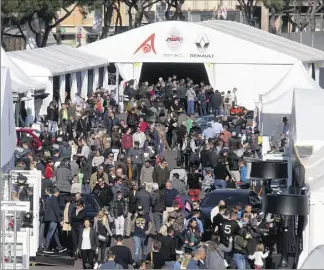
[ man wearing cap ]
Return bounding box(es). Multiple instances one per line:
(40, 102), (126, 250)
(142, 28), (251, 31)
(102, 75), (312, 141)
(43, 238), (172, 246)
(131, 205), (152, 266)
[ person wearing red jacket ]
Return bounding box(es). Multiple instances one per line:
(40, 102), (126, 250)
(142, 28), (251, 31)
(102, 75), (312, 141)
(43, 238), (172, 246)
(138, 116), (148, 133)
(44, 159), (54, 179)
(121, 128), (133, 154)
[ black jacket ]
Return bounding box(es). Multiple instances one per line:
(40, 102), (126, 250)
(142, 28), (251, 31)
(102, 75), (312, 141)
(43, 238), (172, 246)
(135, 188), (151, 215)
(44, 195), (61, 223)
(106, 117), (120, 135)
(47, 106), (56, 121)
(128, 190), (137, 214)
(228, 152), (240, 171)
(78, 227), (99, 250)
(159, 235), (176, 261)
(92, 183), (114, 207)
(200, 149), (218, 168)
(151, 189), (166, 213)
(210, 92), (222, 109)
(71, 208), (85, 228)
(112, 198), (128, 218)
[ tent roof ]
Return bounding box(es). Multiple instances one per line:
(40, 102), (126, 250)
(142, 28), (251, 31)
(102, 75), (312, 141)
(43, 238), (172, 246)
(8, 45), (109, 76)
(79, 20), (324, 64)
(198, 21), (324, 63)
(261, 61), (320, 114)
(1, 47), (45, 93)
(1, 67), (17, 169)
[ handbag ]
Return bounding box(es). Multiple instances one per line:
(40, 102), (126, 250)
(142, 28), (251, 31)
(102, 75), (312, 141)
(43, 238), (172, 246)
(98, 233), (107, 242)
(215, 247), (229, 268)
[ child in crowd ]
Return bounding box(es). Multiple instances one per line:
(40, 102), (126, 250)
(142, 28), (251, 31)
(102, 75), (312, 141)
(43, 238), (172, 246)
(70, 175), (82, 194)
(249, 242), (269, 269)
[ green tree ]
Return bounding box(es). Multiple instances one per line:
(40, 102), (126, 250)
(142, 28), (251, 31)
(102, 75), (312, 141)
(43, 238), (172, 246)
(263, 0), (285, 33)
(282, 0), (324, 31)
(1, 0), (91, 47)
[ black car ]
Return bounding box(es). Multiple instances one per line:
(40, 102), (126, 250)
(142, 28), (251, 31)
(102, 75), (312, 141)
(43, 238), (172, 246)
(58, 193), (102, 222)
(200, 189), (261, 240)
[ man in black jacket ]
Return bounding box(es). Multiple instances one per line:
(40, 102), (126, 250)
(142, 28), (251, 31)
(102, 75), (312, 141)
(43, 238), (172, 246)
(92, 178), (114, 207)
(151, 183), (166, 235)
(44, 187), (67, 254)
(135, 184), (151, 215)
(159, 227), (177, 267)
(125, 183), (138, 237)
(210, 90), (222, 116)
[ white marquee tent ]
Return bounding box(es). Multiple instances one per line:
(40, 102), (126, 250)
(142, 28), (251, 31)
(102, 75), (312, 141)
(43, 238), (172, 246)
(290, 89), (324, 268)
(79, 20), (324, 109)
(1, 47), (45, 94)
(1, 67), (17, 172)
(8, 45), (109, 115)
(260, 61), (321, 137)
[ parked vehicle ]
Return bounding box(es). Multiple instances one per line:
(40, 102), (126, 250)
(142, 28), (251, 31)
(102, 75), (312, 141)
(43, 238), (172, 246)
(200, 189), (261, 241)
(16, 128), (42, 150)
(58, 193), (102, 223)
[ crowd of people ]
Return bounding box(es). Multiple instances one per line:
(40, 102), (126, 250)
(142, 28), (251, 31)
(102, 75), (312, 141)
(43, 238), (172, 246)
(14, 75), (276, 269)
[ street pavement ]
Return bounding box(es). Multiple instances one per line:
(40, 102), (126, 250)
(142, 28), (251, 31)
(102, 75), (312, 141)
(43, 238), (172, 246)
(31, 112), (192, 269)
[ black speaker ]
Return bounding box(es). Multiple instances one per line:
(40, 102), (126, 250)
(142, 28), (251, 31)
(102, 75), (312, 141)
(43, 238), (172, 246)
(250, 160), (288, 179)
(265, 194), (309, 216)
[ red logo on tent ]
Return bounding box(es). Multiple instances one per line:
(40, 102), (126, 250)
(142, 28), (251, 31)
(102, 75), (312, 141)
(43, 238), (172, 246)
(134, 34), (156, 55)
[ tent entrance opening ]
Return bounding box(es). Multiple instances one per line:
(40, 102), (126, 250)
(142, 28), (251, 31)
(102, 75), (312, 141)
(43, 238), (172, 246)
(140, 62), (209, 85)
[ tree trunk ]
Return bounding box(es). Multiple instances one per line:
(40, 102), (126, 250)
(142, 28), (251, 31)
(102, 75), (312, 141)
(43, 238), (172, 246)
(128, 5), (133, 28)
(134, 0), (145, 27)
(100, 5), (114, 39)
(55, 12), (62, 45)
(269, 11), (277, 34)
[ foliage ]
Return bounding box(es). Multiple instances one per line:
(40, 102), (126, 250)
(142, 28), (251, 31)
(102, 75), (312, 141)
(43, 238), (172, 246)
(1, 0), (90, 47)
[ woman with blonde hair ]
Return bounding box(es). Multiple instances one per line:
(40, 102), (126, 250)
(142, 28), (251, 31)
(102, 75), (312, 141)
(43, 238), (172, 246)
(180, 253), (192, 269)
(93, 209), (113, 264)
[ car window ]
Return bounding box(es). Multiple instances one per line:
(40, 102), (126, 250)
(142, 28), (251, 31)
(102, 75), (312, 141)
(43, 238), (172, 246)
(59, 194), (100, 212)
(83, 196), (100, 212)
(201, 192), (249, 208)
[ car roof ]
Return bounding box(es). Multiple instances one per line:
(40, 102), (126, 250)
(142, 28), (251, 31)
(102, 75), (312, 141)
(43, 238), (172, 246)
(16, 128), (37, 132)
(208, 189), (252, 195)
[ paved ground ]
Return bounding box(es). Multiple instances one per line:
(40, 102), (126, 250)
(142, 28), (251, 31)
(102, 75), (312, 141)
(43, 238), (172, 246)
(31, 112), (193, 269)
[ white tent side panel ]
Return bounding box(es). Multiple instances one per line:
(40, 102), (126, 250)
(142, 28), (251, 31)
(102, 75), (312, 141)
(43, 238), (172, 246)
(1, 67), (17, 169)
(1, 47), (45, 92)
(292, 88), (324, 148)
(79, 21), (296, 64)
(214, 64), (291, 109)
(261, 62), (320, 114)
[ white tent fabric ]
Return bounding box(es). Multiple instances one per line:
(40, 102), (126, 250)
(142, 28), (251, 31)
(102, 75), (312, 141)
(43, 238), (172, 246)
(79, 20), (324, 64)
(7, 45), (109, 76)
(261, 61), (320, 110)
(116, 63), (134, 82)
(78, 20), (324, 109)
(1, 67), (17, 171)
(291, 88), (324, 149)
(133, 63), (142, 87)
(1, 47), (45, 93)
(300, 245), (324, 269)
(204, 63), (216, 89)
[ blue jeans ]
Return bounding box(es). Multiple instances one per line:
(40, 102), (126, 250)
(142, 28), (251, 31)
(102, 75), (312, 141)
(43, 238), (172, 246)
(199, 105), (207, 116)
(234, 253), (246, 270)
(165, 261), (175, 268)
(133, 236), (148, 264)
(187, 100), (195, 115)
(48, 120), (56, 135)
(45, 222), (62, 249)
(214, 179), (226, 189)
